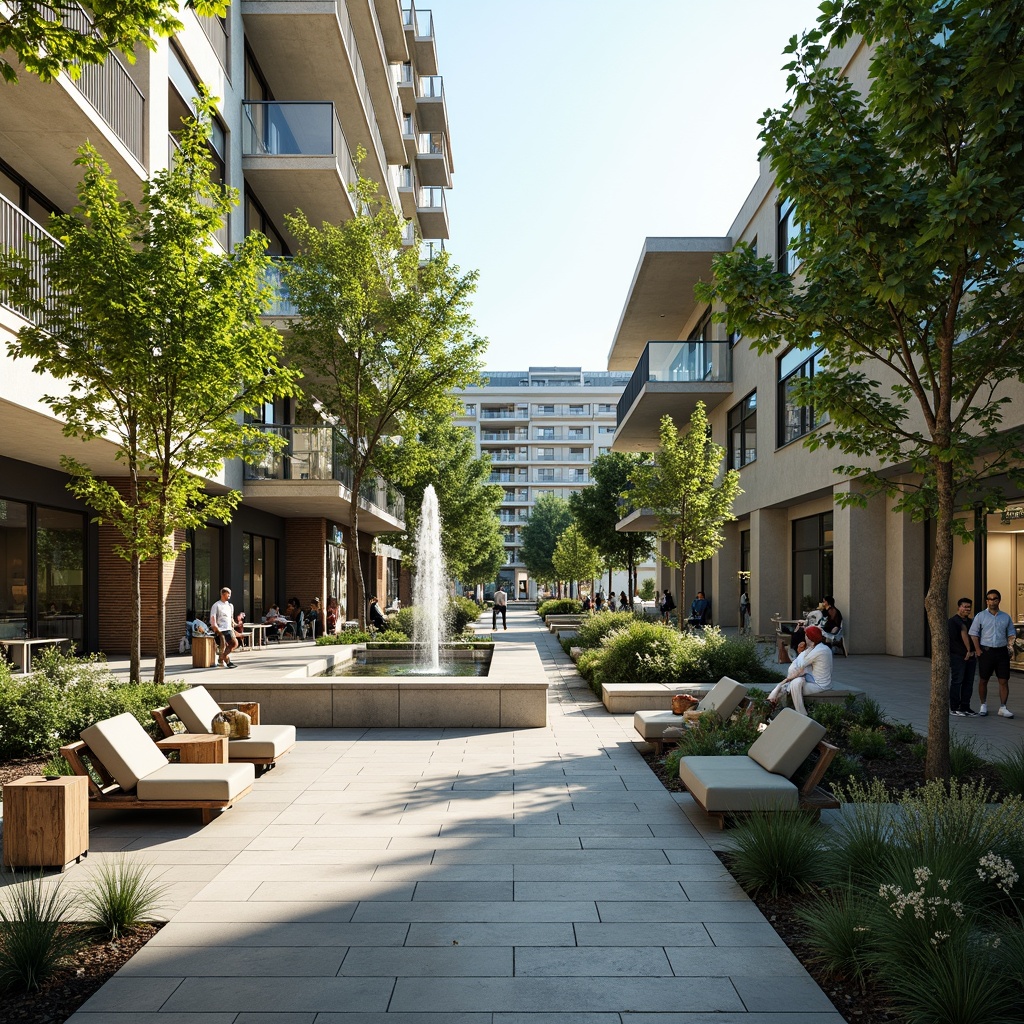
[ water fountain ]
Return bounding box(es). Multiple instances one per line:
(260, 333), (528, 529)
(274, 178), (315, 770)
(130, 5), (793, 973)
(412, 484), (448, 673)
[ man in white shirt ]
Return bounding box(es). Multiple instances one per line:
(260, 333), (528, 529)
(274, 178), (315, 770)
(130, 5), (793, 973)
(209, 587), (238, 668)
(767, 625), (833, 715)
(492, 586), (508, 631)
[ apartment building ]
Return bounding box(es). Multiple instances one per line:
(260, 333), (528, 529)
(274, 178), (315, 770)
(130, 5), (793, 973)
(454, 367), (656, 601)
(0, 1), (451, 653)
(607, 33), (1024, 662)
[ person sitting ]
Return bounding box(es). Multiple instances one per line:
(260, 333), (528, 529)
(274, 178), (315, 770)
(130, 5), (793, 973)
(789, 603), (825, 657)
(306, 597), (325, 639)
(233, 611), (247, 646)
(767, 625), (834, 715)
(818, 595), (845, 654)
(688, 591), (711, 628)
(368, 595), (388, 632)
(326, 596), (339, 635)
(263, 603), (288, 642)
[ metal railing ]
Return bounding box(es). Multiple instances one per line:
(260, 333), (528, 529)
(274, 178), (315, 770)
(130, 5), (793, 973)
(0, 196), (59, 326)
(55, 3), (145, 162)
(259, 258), (296, 317)
(244, 425), (405, 521)
(403, 5), (434, 38)
(616, 340), (733, 425)
(195, 10), (230, 72)
(417, 131), (444, 155)
(418, 186), (446, 214)
(419, 75), (444, 99)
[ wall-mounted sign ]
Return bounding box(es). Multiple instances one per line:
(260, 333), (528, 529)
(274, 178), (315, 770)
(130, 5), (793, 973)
(330, 526), (344, 545)
(1001, 505), (1024, 524)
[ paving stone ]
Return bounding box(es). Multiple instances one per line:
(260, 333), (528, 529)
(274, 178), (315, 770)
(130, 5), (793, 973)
(339, 945), (512, 976)
(515, 945), (673, 976)
(405, 922), (576, 946)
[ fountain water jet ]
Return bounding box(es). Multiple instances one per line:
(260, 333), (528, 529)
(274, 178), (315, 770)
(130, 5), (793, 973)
(411, 484), (448, 672)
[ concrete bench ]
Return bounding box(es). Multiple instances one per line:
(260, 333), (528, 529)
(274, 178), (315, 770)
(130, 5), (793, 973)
(803, 686), (865, 706)
(602, 683), (711, 714)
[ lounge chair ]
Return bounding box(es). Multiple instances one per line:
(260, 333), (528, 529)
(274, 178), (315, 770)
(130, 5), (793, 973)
(633, 676), (749, 753)
(61, 713), (255, 825)
(152, 686), (296, 771)
(678, 707), (838, 828)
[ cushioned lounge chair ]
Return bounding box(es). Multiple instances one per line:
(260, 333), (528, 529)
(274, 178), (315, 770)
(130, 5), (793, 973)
(61, 713), (255, 825)
(678, 707), (838, 828)
(633, 676), (749, 753)
(152, 686), (296, 772)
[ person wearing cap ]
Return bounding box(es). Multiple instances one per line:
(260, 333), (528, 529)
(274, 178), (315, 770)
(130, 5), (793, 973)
(766, 623), (833, 715)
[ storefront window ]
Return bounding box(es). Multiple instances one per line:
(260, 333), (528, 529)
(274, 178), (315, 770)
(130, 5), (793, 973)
(791, 512), (833, 617)
(0, 499), (29, 640)
(186, 526), (221, 620)
(242, 533), (278, 621)
(36, 507), (85, 648)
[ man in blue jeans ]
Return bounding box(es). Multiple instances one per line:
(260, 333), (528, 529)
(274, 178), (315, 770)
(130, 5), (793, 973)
(969, 589), (1016, 718)
(947, 597), (976, 716)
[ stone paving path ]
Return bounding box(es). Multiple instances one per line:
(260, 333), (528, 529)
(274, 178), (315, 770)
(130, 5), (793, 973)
(54, 607), (844, 1021)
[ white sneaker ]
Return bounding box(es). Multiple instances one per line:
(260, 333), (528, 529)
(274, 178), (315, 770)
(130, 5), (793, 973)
(979, 704), (988, 716)
(998, 706), (1014, 718)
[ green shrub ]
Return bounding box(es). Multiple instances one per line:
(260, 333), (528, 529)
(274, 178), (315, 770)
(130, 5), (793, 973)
(853, 696), (885, 729)
(668, 713), (762, 760)
(574, 610), (638, 649)
(389, 607), (415, 638)
(536, 598), (582, 618)
(675, 629), (783, 687)
(0, 876), (84, 993)
(847, 725), (890, 760)
(948, 732), (985, 779)
(638, 578), (656, 601)
(724, 810), (827, 897)
(79, 856), (168, 940)
(993, 742), (1024, 798)
(823, 781), (897, 889)
(449, 595), (482, 636)
(823, 752), (863, 784)
(594, 619), (682, 687)
(576, 649), (601, 686)
(889, 721), (918, 744)
(807, 701), (848, 740)
(795, 886), (874, 991)
(318, 629), (372, 645)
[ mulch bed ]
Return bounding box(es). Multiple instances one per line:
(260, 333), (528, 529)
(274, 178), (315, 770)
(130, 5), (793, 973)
(0, 926), (160, 1024)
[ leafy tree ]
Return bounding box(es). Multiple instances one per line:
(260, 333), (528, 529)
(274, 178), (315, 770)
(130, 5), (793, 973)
(397, 419), (505, 586)
(627, 405), (742, 629)
(695, 0), (1024, 779)
(283, 178), (485, 627)
(569, 451), (655, 597)
(1, 0), (227, 84)
(638, 578), (657, 602)
(0, 94), (298, 682)
(519, 494), (572, 592)
(552, 524), (600, 597)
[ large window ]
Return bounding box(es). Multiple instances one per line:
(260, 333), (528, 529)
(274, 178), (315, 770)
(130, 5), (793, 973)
(186, 526), (222, 620)
(242, 533), (278, 622)
(327, 539), (347, 620)
(777, 347), (826, 447)
(792, 512), (833, 617)
(777, 196), (801, 276)
(728, 391), (757, 469)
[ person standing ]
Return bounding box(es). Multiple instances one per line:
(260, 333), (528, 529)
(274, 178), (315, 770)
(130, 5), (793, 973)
(948, 597), (977, 716)
(969, 589), (1016, 717)
(661, 589), (675, 624)
(767, 624), (834, 715)
(492, 585), (508, 631)
(739, 591), (751, 635)
(209, 586), (238, 668)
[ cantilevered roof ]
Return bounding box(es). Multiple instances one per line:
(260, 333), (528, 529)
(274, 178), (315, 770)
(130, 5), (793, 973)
(606, 237), (733, 371)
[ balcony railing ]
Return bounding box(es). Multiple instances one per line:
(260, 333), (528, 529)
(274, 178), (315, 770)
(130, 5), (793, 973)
(419, 75), (444, 99)
(403, 5), (434, 38)
(244, 425), (405, 521)
(195, 10), (230, 72)
(616, 340), (734, 425)
(417, 131), (444, 155)
(259, 258), (296, 317)
(418, 186), (446, 212)
(242, 102), (359, 190)
(419, 239), (445, 262)
(0, 196), (58, 326)
(53, 4), (145, 162)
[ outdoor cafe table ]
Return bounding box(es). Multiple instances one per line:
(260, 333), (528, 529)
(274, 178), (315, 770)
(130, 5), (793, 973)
(241, 623), (270, 649)
(0, 637), (70, 673)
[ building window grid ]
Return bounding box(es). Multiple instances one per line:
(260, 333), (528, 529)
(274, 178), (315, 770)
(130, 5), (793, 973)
(777, 348), (827, 447)
(728, 391), (757, 469)
(776, 197), (801, 276)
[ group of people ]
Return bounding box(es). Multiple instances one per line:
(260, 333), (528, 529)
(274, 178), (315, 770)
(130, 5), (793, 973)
(948, 588), (1016, 719)
(581, 590), (632, 613)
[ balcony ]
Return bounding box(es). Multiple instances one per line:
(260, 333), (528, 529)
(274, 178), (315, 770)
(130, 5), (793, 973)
(416, 186), (449, 239)
(481, 408), (528, 420)
(244, 425), (405, 532)
(416, 75), (449, 134)
(613, 340), (734, 453)
(414, 131), (450, 187)
(241, 102), (358, 248)
(258, 258), (297, 319)
(403, 4), (438, 75)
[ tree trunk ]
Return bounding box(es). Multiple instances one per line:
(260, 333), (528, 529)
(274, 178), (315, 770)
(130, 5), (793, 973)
(924, 461), (954, 780)
(154, 538), (166, 685)
(348, 475), (367, 630)
(130, 551), (141, 683)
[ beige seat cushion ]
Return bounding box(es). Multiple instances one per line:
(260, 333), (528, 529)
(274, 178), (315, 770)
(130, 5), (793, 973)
(137, 762), (255, 801)
(748, 707), (826, 777)
(169, 686), (223, 734)
(81, 713), (169, 791)
(696, 677), (747, 718)
(679, 755), (799, 812)
(228, 724), (296, 760)
(633, 710), (685, 741)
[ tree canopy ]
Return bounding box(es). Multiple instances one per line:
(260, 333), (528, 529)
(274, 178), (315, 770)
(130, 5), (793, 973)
(0, 93), (297, 680)
(1, 0), (227, 84)
(552, 523), (600, 595)
(695, 0), (1024, 777)
(627, 405), (741, 628)
(283, 176), (485, 625)
(519, 494), (572, 588)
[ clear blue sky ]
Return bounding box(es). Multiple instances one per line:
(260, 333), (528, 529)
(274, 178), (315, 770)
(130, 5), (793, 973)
(426, 0), (824, 371)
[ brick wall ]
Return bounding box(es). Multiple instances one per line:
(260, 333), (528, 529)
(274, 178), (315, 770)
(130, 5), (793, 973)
(284, 519), (327, 607)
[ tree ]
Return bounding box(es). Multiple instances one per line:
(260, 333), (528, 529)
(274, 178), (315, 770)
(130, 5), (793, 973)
(552, 524), (600, 597)
(695, 0), (1024, 779)
(519, 494), (572, 592)
(569, 452), (655, 597)
(0, 93), (298, 682)
(1, 0), (226, 84)
(397, 419), (505, 587)
(283, 178), (485, 627)
(627, 405), (742, 629)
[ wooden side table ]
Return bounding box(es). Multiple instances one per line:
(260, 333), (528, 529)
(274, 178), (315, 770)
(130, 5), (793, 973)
(191, 635), (217, 668)
(2, 776), (89, 872)
(157, 734), (229, 764)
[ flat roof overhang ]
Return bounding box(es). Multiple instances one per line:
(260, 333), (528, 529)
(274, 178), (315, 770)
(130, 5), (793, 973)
(243, 479), (404, 533)
(611, 382), (734, 452)
(607, 237), (733, 371)
(615, 507), (659, 533)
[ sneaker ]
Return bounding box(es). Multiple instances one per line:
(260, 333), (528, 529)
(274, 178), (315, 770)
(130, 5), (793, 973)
(961, 709), (978, 717)
(952, 710), (965, 716)
(998, 706), (1014, 718)
(979, 704), (988, 716)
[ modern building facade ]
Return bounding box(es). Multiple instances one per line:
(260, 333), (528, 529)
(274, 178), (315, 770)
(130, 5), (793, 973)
(454, 367), (656, 601)
(608, 33), (1024, 662)
(1, 1), (450, 653)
